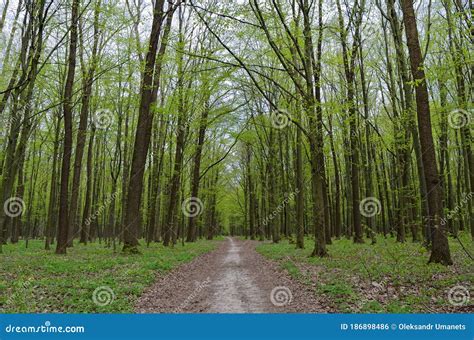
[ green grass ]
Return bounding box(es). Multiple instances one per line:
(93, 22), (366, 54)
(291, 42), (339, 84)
(0, 239), (217, 313)
(257, 232), (473, 313)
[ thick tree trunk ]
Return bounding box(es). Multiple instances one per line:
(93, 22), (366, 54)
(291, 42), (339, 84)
(122, 0), (169, 253)
(56, 0), (80, 254)
(400, 0), (452, 265)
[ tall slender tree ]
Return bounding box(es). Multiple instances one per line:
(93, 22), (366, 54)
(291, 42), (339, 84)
(400, 0), (452, 265)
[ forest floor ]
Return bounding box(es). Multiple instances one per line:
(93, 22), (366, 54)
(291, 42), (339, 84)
(257, 233), (473, 313)
(136, 237), (330, 313)
(0, 239), (216, 313)
(1, 234), (472, 313)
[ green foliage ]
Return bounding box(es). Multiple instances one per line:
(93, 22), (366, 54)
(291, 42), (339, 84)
(281, 260), (301, 279)
(0, 240), (216, 313)
(257, 232), (473, 313)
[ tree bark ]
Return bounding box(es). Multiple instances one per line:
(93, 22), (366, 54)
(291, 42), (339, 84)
(56, 0), (81, 254)
(400, 0), (452, 265)
(68, 0), (101, 247)
(122, 0), (171, 253)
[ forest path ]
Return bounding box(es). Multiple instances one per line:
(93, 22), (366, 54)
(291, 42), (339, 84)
(135, 237), (328, 313)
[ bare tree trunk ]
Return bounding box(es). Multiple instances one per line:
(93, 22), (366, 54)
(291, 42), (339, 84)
(302, 0), (326, 257)
(0, 0), (10, 33)
(45, 113), (61, 249)
(295, 105), (305, 248)
(400, 0), (452, 265)
(246, 144), (257, 240)
(336, 0), (365, 244)
(56, 0), (80, 254)
(122, 0), (171, 253)
(68, 0), (101, 247)
(186, 99), (210, 242)
(162, 6), (185, 247)
(80, 126), (95, 244)
(328, 115), (341, 239)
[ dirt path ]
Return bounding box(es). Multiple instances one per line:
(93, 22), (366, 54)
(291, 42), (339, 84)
(135, 237), (329, 313)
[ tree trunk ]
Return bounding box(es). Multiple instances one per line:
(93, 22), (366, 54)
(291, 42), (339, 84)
(45, 113), (61, 249)
(186, 99), (210, 242)
(56, 0), (80, 254)
(400, 0), (452, 265)
(68, 0), (101, 247)
(122, 0), (170, 253)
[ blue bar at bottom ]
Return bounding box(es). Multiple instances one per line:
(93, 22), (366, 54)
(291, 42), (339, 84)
(0, 314), (472, 339)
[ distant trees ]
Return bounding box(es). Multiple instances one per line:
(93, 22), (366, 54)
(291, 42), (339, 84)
(1, 0), (471, 265)
(0, 0), (51, 253)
